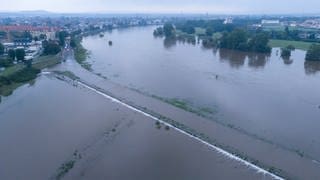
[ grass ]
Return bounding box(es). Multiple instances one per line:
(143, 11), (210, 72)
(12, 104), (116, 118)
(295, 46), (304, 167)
(54, 71), (80, 80)
(56, 160), (75, 179)
(0, 55), (61, 96)
(32, 55), (61, 69)
(269, 39), (318, 50)
(0, 67), (40, 96)
(195, 27), (206, 35)
(0, 64), (24, 77)
(74, 39), (92, 71)
(0, 82), (25, 96)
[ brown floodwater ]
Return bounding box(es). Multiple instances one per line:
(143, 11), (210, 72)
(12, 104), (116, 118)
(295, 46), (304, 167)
(81, 26), (320, 162)
(0, 75), (272, 179)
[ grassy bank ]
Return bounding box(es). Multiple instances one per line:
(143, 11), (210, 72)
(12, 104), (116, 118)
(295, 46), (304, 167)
(269, 39), (318, 50)
(0, 55), (61, 96)
(0, 67), (40, 96)
(33, 55), (61, 69)
(74, 39), (92, 71)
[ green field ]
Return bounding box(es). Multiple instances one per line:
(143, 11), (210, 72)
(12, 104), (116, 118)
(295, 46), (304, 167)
(263, 26), (320, 32)
(269, 39), (318, 50)
(195, 27), (206, 35)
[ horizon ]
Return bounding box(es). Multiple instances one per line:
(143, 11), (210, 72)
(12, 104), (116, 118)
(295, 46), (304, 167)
(0, 0), (320, 15)
(0, 10), (320, 16)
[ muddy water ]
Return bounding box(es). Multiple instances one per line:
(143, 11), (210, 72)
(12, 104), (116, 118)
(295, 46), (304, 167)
(82, 26), (320, 161)
(0, 75), (271, 179)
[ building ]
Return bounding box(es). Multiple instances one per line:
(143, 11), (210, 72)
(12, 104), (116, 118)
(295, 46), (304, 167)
(224, 17), (233, 24)
(261, 20), (280, 26)
(0, 25), (59, 41)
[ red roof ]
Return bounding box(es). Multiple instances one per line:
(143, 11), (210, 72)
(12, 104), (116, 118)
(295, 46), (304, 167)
(0, 25), (59, 32)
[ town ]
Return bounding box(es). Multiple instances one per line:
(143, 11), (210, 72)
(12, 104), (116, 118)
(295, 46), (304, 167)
(1, 14), (320, 66)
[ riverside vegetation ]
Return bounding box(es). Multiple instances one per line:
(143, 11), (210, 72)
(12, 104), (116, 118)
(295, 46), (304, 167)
(154, 20), (320, 61)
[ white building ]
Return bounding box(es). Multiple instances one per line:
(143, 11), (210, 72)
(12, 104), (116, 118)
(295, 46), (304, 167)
(261, 20), (280, 26)
(224, 17), (233, 24)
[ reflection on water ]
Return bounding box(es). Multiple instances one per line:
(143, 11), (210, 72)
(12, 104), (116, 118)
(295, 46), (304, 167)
(163, 37), (177, 49)
(304, 61), (320, 75)
(219, 49), (270, 69)
(82, 26), (320, 161)
(282, 57), (294, 65)
(247, 53), (270, 69)
(219, 49), (247, 68)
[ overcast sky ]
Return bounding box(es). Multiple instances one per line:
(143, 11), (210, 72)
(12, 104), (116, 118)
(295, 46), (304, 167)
(1, 0), (319, 14)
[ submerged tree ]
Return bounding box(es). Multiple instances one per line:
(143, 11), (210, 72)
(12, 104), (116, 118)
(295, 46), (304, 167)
(281, 48), (291, 58)
(163, 23), (175, 38)
(306, 44), (320, 61)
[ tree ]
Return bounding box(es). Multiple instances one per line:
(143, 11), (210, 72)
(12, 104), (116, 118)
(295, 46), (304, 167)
(220, 29), (248, 50)
(306, 44), (320, 61)
(153, 27), (164, 36)
(33, 36), (39, 41)
(56, 31), (69, 46)
(163, 23), (175, 38)
(248, 32), (271, 53)
(281, 48), (291, 58)
(181, 25), (195, 34)
(70, 38), (77, 48)
(39, 34), (47, 40)
(8, 49), (15, 61)
(0, 43), (4, 55)
(43, 40), (61, 55)
(205, 27), (214, 36)
(15, 49), (25, 61)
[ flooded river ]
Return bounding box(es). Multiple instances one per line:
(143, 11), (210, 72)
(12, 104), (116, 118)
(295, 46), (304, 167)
(1, 25), (320, 179)
(0, 75), (272, 179)
(82, 26), (320, 161)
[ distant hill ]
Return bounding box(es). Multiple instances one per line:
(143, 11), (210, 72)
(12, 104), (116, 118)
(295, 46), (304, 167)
(19, 10), (53, 14)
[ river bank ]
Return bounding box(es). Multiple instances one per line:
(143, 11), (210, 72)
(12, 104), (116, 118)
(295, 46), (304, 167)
(0, 54), (61, 97)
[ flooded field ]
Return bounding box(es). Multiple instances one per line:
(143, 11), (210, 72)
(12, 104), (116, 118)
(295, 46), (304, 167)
(82, 26), (320, 162)
(0, 75), (272, 179)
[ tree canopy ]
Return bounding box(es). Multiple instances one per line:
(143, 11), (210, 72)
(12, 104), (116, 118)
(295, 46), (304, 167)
(163, 23), (175, 38)
(0, 43), (4, 55)
(306, 44), (320, 61)
(220, 29), (271, 53)
(8, 49), (15, 60)
(15, 49), (25, 61)
(43, 40), (61, 55)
